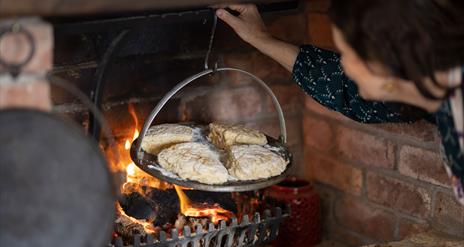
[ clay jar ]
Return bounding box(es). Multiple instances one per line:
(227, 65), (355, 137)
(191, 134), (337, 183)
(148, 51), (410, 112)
(264, 177), (321, 247)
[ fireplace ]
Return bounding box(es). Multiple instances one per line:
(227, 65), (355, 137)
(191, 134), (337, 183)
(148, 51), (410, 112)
(104, 103), (290, 247)
(45, 3), (300, 247)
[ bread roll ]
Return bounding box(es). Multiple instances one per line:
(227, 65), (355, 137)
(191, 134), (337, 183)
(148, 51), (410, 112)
(141, 124), (193, 155)
(208, 123), (267, 149)
(157, 142), (229, 184)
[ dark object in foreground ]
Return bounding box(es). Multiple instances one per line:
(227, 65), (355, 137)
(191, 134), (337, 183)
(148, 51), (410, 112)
(0, 109), (115, 247)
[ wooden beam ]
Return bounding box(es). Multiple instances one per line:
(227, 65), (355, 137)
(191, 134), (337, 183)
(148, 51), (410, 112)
(0, 0), (290, 17)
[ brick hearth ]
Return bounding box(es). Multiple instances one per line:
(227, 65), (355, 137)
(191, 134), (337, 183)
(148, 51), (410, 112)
(304, 0), (464, 245)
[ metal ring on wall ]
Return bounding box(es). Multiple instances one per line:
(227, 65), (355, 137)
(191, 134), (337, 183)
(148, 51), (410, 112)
(0, 24), (36, 78)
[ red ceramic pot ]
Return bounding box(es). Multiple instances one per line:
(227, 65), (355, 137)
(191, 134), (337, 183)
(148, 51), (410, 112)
(264, 177), (321, 247)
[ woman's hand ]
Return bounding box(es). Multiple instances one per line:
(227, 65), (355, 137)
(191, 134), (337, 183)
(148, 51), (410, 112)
(215, 4), (299, 73)
(215, 4), (271, 45)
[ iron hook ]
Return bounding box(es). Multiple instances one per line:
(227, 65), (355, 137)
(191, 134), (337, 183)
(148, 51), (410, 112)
(204, 10), (218, 71)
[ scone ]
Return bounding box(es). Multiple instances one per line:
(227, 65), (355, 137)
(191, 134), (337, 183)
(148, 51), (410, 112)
(157, 142), (229, 184)
(141, 124), (193, 155)
(208, 123), (267, 149)
(227, 144), (287, 180)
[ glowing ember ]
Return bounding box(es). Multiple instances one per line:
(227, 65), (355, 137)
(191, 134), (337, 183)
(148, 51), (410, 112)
(116, 203), (156, 234)
(174, 185), (234, 224)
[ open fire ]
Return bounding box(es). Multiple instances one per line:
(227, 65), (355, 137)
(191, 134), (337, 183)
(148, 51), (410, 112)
(105, 104), (289, 247)
(109, 104), (236, 239)
(174, 185), (235, 224)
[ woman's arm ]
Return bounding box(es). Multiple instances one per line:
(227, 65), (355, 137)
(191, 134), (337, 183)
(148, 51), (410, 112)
(216, 4), (426, 124)
(216, 5), (299, 72)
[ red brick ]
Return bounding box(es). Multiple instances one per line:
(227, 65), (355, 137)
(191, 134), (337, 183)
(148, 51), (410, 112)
(306, 13), (337, 51)
(398, 146), (450, 188)
(304, 97), (352, 122)
(303, 113), (333, 151)
(222, 52), (253, 70)
(326, 224), (371, 246)
(265, 83), (304, 113)
(288, 145), (304, 175)
(222, 51), (290, 86)
(0, 18), (53, 74)
(305, 0), (331, 13)
(433, 192), (464, 236)
(245, 114), (302, 146)
(313, 183), (336, 224)
(304, 151), (363, 195)
(222, 53), (255, 87)
(266, 12), (306, 44)
(334, 196), (396, 242)
(374, 120), (440, 144)
(207, 86), (264, 122)
(398, 218), (429, 240)
(250, 52), (290, 82)
(335, 125), (395, 169)
(0, 79), (51, 110)
(366, 172), (432, 218)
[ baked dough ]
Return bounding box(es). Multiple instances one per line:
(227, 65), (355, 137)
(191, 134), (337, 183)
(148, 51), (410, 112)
(227, 145), (287, 180)
(208, 123), (267, 149)
(157, 142), (229, 184)
(141, 124), (193, 155)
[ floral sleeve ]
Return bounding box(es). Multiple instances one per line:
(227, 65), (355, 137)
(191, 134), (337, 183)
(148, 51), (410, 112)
(292, 45), (419, 124)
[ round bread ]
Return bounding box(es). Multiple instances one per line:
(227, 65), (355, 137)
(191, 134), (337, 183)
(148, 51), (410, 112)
(141, 124), (193, 155)
(157, 142), (229, 184)
(227, 144), (287, 180)
(208, 123), (267, 149)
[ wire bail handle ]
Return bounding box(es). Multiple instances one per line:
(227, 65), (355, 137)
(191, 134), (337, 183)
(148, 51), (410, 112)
(135, 10), (287, 157)
(0, 23), (36, 79)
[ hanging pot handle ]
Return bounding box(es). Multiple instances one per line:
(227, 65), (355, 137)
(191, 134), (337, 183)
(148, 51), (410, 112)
(135, 67), (287, 157)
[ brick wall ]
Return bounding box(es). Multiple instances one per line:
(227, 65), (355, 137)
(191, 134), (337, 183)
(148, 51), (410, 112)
(302, 1), (464, 245)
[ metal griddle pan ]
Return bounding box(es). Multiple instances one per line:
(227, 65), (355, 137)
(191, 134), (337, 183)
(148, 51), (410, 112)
(131, 67), (292, 192)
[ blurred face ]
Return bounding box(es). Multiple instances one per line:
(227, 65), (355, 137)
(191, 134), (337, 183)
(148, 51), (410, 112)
(331, 26), (446, 112)
(332, 26), (396, 100)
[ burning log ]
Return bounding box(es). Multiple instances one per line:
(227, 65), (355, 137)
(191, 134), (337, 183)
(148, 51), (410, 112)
(119, 188), (237, 230)
(113, 203), (158, 244)
(114, 212), (151, 237)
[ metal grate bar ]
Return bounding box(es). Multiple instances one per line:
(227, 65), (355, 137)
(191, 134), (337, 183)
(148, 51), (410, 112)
(112, 206), (289, 247)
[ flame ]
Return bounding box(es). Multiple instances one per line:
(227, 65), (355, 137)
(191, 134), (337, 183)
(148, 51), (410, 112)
(174, 185), (234, 224)
(109, 103), (234, 238)
(114, 104), (168, 192)
(124, 105), (140, 150)
(111, 104), (170, 233)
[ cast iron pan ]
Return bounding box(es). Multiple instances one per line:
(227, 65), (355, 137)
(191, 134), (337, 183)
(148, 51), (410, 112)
(0, 109), (115, 247)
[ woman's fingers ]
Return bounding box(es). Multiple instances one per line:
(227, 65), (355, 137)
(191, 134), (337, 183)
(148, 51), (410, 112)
(226, 4), (249, 13)
(215, 4), (268, 45)
(210, 3), (248, 13)
(216, 9), (242, 31)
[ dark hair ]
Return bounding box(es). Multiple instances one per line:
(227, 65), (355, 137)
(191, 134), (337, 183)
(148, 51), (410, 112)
(329, 0), (464, 100)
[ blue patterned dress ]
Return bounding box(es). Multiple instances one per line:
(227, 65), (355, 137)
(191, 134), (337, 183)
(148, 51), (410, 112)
(292, 45), (464, 205)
